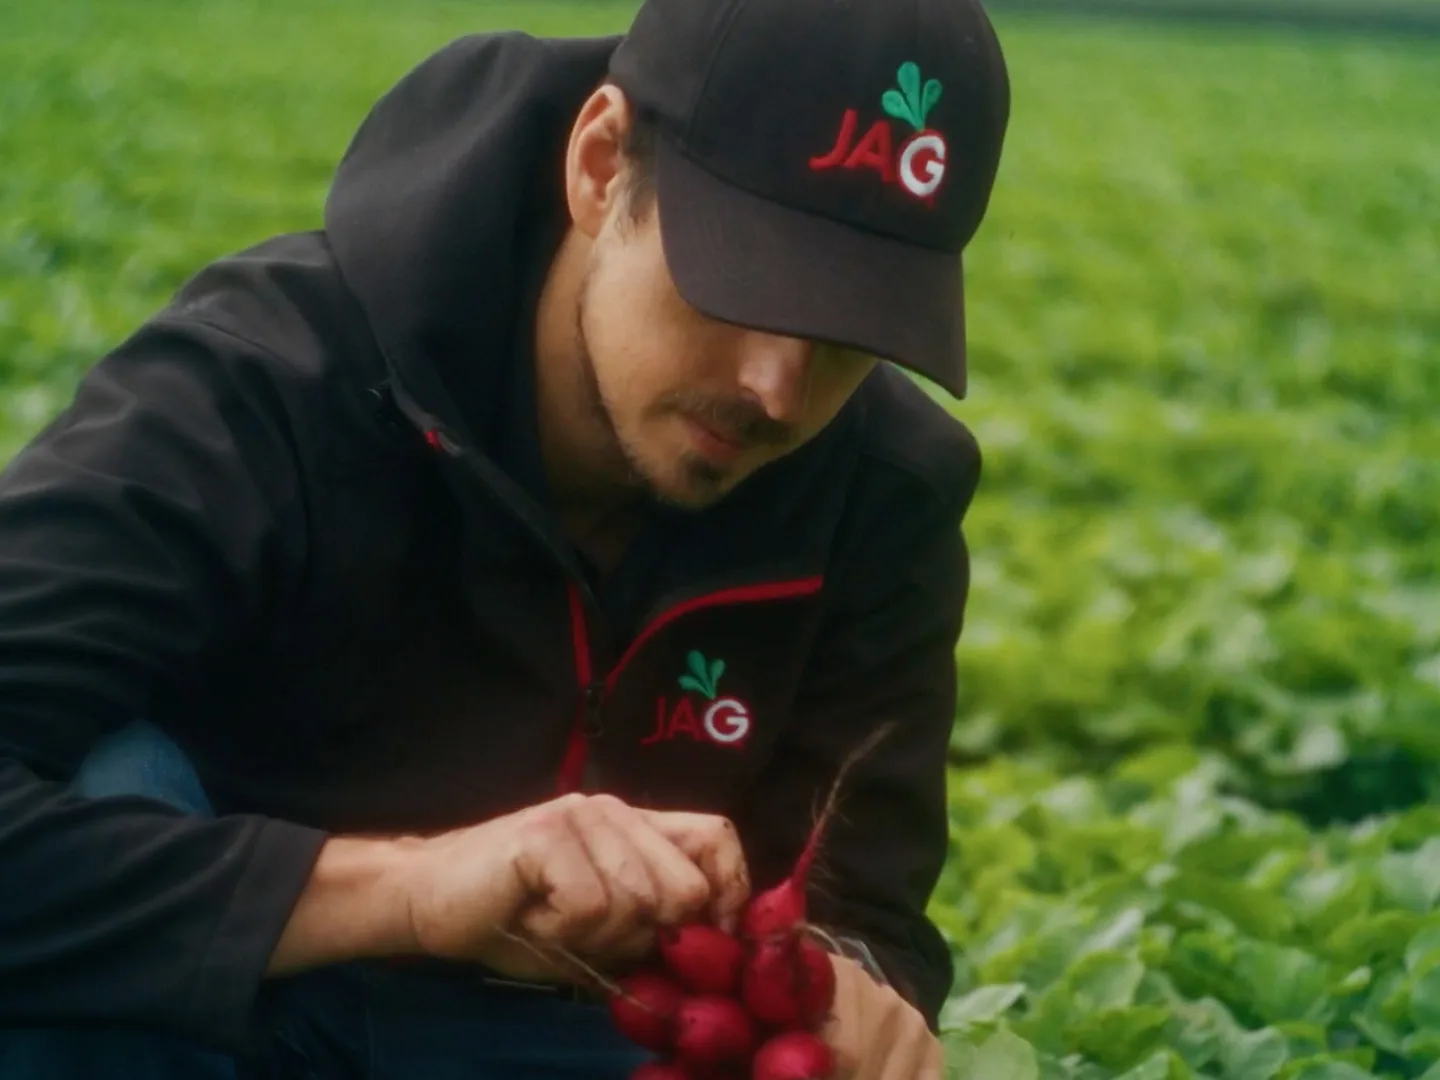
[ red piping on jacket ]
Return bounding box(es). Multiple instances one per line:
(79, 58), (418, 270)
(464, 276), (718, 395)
(555, 575), (825, 794)
(556, 583), (595, 795)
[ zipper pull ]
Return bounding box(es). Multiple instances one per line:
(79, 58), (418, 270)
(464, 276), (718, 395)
(580, 681), (607, 793)
(583, 680), (606, 737)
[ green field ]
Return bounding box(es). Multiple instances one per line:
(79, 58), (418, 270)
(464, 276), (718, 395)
(3, 0), (1439, 1076)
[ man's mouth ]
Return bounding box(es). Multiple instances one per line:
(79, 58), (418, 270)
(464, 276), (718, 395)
(683, 415), (746, 465)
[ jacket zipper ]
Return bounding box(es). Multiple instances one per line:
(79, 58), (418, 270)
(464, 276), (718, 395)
(555, 575), (825, 794)
(559, 583), (608, 793)
(385, 379), (604, 609)
(379, 377), (827, 796)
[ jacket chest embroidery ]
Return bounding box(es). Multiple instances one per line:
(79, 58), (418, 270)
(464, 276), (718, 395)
(640, 649), (753, 749)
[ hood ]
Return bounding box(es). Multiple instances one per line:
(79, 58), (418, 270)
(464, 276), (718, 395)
(323, 31), (620, 451)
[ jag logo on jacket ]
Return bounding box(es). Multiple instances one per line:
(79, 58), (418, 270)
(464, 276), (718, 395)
(645, 651), (750, 747)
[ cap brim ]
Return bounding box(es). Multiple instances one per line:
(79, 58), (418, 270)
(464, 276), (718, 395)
(652, 139), (968, 399)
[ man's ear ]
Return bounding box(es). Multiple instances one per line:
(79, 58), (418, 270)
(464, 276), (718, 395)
(564, 84), (633, 239)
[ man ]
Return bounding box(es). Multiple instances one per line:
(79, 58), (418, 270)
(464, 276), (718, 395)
(0, 0), (1009, 1074)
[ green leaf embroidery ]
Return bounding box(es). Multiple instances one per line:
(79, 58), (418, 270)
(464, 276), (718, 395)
(686, 649), (709, 681)
(681, 650), (720, 698)
(888, 63), (939, 133)
(882, 88), (916, 129)
(897, 62), (922, 120)
(919, 78), (942, 127)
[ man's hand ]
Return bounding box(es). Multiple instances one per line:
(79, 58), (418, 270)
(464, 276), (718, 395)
(410, 792), (751, 979)
(821, 954), (944, 1080)
(269, 792), (751, 981)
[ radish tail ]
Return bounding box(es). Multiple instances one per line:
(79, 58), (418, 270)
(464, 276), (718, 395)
(790, 720), (899, 887)
(495, 929), (627, 998)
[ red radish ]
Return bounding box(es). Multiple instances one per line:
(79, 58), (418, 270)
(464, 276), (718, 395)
(606, 727), (893, 1075)
(739, 722), (898, 942)
(609, 971), (686, 1052)
(672, 996), (759, 1070)
(751, 1032), (837, 1080)
(659, 924), (746, 995)
(629, 1062), (697, 1080)
(738, 874), (809, 941)
(737, 801), (833, 941)
(740, 936), (837, 1029)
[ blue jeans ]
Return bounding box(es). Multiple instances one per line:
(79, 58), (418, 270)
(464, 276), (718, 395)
(0, 722), (653, 1079)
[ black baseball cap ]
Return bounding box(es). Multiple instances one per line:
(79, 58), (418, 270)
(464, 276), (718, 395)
(607, 0), (1010, 399)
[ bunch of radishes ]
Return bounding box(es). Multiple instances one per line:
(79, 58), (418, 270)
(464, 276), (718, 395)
(604, 723), (898, 1080)
(608, 854), (839, 1080)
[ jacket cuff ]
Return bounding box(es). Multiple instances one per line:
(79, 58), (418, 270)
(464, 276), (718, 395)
(180, 818), (329, 1053)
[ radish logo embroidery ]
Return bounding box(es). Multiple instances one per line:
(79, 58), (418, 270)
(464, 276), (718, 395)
(810, 62), (947, 202)
(642, 650), (753, 747)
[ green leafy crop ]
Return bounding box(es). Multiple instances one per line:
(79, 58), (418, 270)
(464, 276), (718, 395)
(0, 2), (1435, 1077)
(933, 750), (1440, 1079)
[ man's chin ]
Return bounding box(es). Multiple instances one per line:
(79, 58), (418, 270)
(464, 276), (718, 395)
(639, 453), (742, 511)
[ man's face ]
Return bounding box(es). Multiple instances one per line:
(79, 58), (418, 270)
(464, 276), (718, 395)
(572, 199), (878, 511)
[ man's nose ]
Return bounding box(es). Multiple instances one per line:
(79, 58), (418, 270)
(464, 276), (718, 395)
(734, 333), (811, 425)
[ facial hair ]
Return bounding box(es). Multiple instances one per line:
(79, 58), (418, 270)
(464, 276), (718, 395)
(572, 269), (796, 510)
(572, 278), (662, 501)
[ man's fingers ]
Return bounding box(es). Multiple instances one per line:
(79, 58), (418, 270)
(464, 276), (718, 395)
(509, 797), (749, 962)
(599, 801), (713, 927)
(565, 798), (658, 951)
(513, 808), (611, 944)
(641, 809), (751, 929)
(888, 1018), (943, 1080)
(819, 955), (867, 1079)
(919, 1034), (946, 1080)
(873, 992), (941, 1080)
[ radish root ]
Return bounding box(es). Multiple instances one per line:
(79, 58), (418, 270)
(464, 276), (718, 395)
(494, 928), (628, 999)
(799, 922), (844, 956)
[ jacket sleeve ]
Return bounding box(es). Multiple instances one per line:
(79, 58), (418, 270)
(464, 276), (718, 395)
(0, 317), (329, 1050)
(730, 466), (977, 1032)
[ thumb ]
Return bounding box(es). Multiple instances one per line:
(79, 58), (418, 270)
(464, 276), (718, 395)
(819, 955), (877, 1079)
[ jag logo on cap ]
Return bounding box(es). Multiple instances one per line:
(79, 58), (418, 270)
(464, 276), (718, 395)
(810, 62), (947, 203)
